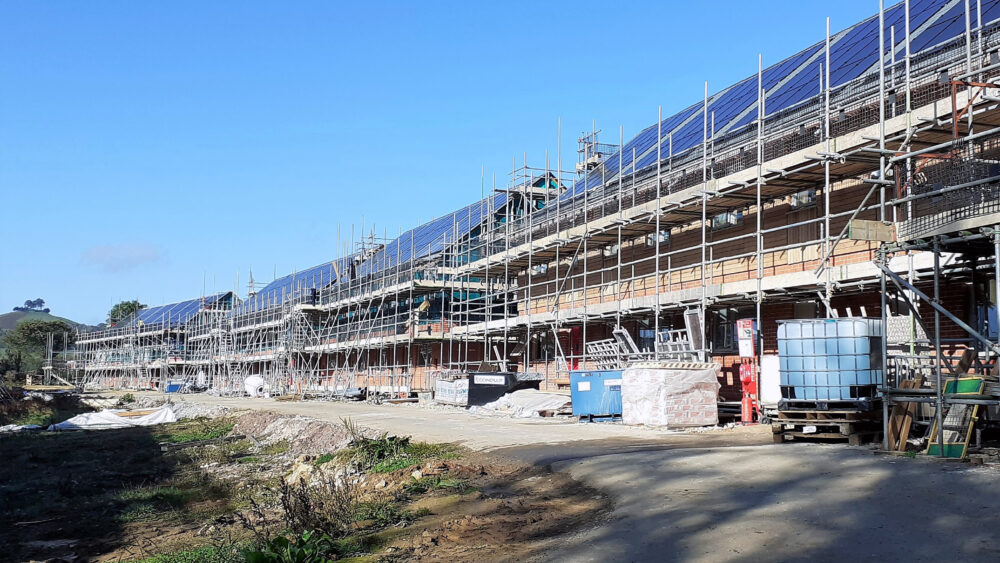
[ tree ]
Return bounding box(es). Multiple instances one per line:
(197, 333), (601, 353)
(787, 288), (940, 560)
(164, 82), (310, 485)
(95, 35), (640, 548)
(0, 349), (23, 375)
(108, 300), (146, 325)
(0, 319), (75, 374)
(12, 298), (47, 312)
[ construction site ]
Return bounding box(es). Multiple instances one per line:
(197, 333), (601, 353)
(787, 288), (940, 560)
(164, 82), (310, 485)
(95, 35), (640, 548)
(12, 1), (1000, 561)
(25, 0), (1000, 454)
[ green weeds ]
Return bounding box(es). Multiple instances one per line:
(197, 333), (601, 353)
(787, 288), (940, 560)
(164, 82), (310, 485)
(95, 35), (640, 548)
(153, 418), (235, 444)
(402, 476), (476, 495)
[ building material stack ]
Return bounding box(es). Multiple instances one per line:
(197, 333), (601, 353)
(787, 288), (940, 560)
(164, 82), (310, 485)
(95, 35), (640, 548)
(621, 362), (721, 427)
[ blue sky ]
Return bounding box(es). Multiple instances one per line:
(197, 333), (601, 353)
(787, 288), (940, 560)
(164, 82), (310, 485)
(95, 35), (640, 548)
(0, 1), (878, 325)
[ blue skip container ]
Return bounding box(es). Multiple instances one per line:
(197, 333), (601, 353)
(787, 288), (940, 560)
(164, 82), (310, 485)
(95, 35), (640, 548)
(570, 370), (623, 421)
(777, 318), (883, 406)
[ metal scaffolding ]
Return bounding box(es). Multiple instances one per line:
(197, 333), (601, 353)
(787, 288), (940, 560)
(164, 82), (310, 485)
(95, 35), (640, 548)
(50, 2), (1000, 434)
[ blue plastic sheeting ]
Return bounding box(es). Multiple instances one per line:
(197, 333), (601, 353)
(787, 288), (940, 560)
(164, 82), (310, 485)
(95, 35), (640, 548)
(568, 0), (999, 201)
(113, 292), (232, 329)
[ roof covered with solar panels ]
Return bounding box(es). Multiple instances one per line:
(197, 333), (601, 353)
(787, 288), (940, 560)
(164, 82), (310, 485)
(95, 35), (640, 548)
(356, 191), (509, 277)
(234, 190), (513, 310)
(226, 0), (996, 308)
(233, 253), (358, 314)
(568, 0), (1000, 198)
(112, 291), (234, 329)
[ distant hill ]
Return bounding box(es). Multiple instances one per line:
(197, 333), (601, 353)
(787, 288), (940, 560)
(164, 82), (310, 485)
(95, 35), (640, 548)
(0, 310), (97, 332)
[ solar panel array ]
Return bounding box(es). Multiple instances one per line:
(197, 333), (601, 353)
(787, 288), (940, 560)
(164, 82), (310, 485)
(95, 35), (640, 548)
(228, 0), (998, 316)
(567, 0), (1000, 199)
(233, 191), (511, 314)
(357, 192), (508, 277)
(113, 292), (232, 329)
(234, 255), (356, 314)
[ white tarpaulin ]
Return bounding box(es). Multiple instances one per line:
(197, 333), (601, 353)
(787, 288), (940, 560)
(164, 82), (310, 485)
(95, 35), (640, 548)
(49, 406), (177, 431)
(622, 362), (721, 427)
(0, 424), (42, 433)
(473, 389), (571, 418)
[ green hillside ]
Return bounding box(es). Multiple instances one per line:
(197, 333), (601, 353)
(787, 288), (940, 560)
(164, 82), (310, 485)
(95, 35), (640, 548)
(0, 310), (92, 332)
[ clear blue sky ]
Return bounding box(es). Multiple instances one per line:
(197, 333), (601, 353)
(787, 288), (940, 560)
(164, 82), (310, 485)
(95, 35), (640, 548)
(0, 0), (877, 325)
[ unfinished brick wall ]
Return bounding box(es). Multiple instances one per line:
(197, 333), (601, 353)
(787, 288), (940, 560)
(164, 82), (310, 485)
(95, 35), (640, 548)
(518, 179), (880, 316)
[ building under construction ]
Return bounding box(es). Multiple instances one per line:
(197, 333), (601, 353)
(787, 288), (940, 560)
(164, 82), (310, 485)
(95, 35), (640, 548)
(62, 0), (1000, 446)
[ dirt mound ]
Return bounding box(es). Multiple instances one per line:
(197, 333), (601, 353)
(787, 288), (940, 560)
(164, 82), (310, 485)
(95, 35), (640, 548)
(134, 396), (229, 420)
(232, 411), (360, 455)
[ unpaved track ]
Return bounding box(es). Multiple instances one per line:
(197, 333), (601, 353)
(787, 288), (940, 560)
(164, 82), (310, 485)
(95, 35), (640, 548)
(160, 393), (1000, 561)
(162, 392), (764, 457)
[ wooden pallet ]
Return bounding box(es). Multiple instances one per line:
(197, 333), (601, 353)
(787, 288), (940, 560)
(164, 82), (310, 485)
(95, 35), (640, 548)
(772, 412), (881, 446)
(779, 398), (878, 412)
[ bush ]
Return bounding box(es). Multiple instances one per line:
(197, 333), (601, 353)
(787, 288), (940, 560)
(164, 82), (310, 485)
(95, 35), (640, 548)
(238, 477), (358, 543)
(244, 530), (338, 563)
(338, 418), (458, 474)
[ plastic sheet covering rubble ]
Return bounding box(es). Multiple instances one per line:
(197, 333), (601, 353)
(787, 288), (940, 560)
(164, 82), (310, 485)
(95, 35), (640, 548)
(48, 406), (177, 431)
(622, 362), (721, 427)
(0, 424), (42, 434)
(471, 389), (571, 418)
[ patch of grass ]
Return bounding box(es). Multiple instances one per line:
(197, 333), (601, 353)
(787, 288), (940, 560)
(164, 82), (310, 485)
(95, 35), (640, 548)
(114, 476), (232, 526)
(183, 439), (253, 465)
(332, 532), (387, 558)
(115, 484), (200, 523)
(314, 453), (335, 467)
(237, 456), (261, 464)
(153, 418), (234, 444)
(261, 441), (290, 455)
(118, 502), (159, 523)
(10, 408), (52, 426)
(132, 544), (245, 563)
(405, 441), (460, 461)
(117, 485), (193, 508)
(354, 498), (403, 525)
(371, 457), (419, 473)
(0, 394), (93, 426)
(402, 476), (475, 495)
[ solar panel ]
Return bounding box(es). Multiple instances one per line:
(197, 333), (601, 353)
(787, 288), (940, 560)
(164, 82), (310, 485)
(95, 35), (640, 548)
(570, 0), (995, 199)
(233, 189), (514, 316)
(113, 292), (232, 329)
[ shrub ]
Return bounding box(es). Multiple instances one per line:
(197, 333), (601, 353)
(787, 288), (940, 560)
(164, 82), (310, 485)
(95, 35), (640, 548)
(244, 530), (338, 563)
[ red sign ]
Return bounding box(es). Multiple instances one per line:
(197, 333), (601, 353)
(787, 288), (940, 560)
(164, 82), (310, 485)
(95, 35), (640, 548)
(736, 318), (755, 358)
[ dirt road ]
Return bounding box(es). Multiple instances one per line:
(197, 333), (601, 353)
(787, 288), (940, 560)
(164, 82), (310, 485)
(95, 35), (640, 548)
(168, 393), (1000, 561)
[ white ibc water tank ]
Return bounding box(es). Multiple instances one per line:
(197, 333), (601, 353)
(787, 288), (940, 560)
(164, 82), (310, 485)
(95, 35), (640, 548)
(244, 375), (265, 397)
